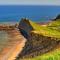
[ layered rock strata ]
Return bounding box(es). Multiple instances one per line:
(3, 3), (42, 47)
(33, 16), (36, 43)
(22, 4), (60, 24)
(16, 18), (60, 60)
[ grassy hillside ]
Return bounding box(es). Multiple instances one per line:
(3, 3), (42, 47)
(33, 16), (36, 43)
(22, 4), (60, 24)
(48, 19), (60, 27)
(29, 20), (60, 39)
(18, 20), (60, 60)
(47, 19), (60, 32)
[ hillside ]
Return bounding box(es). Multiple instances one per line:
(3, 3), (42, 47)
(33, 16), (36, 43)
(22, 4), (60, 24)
(47, 19), (60, 32)
(29, 20), (60, 39)
(16, 18), (60, 60)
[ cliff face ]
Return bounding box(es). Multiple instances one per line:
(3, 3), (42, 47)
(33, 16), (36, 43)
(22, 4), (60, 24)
(18, 18), (33, 38)
(54, 14), (60, 20)
(16, 32), (58, 59)
(17, 18), (59, 59)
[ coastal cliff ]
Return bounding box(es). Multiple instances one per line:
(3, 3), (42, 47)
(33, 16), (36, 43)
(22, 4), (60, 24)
(16, 18), (60, 59)
(18, 18), (33, 38)
(0, 18), (60, 60)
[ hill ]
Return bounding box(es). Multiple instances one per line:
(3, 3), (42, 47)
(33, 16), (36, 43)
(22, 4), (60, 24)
(16, 18), (60, 60)
(18, 18), (60, 39)
(47, 19), (60, 32)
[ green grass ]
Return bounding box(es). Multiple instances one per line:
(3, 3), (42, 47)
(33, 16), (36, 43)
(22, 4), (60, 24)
(29, 20), (60, 39)
(48, 19), (60, 27)
(18, 20), (60, 60)
(27, 20), (60, 60)
(47, 19), (60, 32)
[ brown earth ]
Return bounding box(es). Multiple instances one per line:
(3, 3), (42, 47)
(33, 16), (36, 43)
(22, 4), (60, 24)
(0, 27), (26, 60)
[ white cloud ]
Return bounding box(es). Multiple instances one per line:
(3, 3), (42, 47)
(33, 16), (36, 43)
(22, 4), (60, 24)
(0, 0), (60, 5)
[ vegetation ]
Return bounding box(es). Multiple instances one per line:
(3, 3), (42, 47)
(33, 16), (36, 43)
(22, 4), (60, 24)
(21, 47), (60, 60)
(47, 19), (60, 31)
(17, 18), (60, 60)
(29, 20), (60, 39)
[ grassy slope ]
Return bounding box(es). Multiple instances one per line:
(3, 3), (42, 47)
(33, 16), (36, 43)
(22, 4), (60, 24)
(48, 19), (60, 27)
(19, 20), (60, 60)
(29, 20), (60, 39)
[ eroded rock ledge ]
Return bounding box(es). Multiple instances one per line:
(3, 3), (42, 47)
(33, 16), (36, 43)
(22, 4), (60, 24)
(16, 18), (60, 60)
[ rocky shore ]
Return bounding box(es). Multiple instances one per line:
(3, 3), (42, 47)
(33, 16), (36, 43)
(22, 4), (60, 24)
(0, 25), (26, 60)
(0, 17), (60, 60)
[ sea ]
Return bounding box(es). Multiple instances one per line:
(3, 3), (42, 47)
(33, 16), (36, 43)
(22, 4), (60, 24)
(0, 5), (60, 23)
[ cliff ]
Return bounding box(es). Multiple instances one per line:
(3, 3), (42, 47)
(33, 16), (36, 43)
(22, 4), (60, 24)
(53, 14), (60, 21)
(18, 18), (34, 38)
(16, 18), (60, 60)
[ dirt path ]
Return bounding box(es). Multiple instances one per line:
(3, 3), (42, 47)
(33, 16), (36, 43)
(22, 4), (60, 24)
(0, 29), (26, 60)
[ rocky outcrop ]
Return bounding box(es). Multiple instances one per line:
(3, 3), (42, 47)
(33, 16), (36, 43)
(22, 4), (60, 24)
(16, 18), (60, 60)
(18, 18), (33, 38)
(16, 31), (58, 60)
(53, 14), (60, 21)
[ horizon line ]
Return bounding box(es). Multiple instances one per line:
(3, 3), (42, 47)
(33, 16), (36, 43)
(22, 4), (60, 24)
(0, 4), (60, 6)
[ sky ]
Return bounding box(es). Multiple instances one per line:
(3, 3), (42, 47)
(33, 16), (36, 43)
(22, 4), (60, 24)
(0, 0), (60, 5)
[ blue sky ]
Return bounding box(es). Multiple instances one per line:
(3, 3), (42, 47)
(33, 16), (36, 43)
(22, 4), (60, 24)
(0, 0), (60, 5)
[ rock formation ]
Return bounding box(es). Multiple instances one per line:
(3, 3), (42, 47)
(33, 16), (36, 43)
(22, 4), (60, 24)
(16, 18), (60, 60)
(18, 18), (33, 38)
(53, 14), (60, 21)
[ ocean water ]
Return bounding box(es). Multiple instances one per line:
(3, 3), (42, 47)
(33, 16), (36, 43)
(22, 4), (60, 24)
(0, 5), (60, 22)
